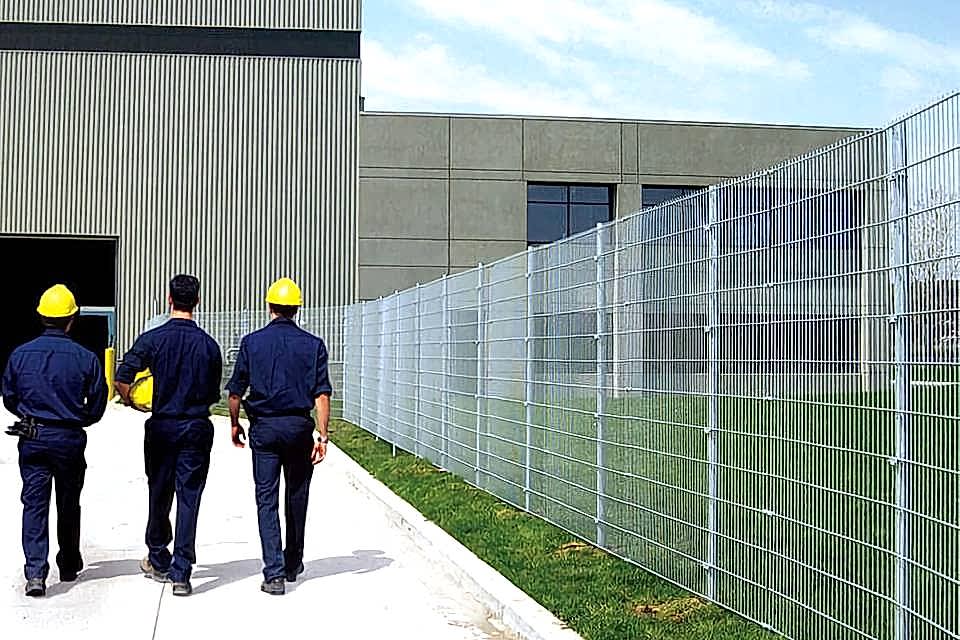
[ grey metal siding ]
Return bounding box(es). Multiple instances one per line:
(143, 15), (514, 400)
(0, 1), (362, 31)
(0, 51), (359, 353)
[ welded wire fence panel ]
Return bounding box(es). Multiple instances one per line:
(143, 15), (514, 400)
(197, 92), (959, 640)
(530, 232), (603, 543)
(417, 280), (447, 468)
(483, 253), (530, 508)
(344, 92), (959, 640)
(606, 192), (712, 598)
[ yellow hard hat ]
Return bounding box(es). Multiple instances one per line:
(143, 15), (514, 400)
(129, 369), (153, 412)
(37, 284), (79, 318)
(266, 278), (303, 306)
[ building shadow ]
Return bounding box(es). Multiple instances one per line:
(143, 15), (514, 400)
(192, 549), (393, 595)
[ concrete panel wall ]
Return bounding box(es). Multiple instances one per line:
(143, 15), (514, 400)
(361, 115), (448, 169)
(359, 178), (448, 239)
(450, 180), (526, 240)
(358, 239), (448, 266)
(359, 113), (864, 299)
(451, 240), (527, 269)
(637, 124), (859, 178)
(359, 266), (449, 300)
(523, 120), (621, 174)
(452, 118), (523, 170)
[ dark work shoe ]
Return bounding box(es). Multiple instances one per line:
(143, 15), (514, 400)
(60, 569), (79, 583)
(260, 578), (285, 596)
(60, 561), (83, 583)
(171, 581), (193, 597)
(140, 557), (169, 583)
(285, 563), (305, 583)
(25, 578), (46, 597)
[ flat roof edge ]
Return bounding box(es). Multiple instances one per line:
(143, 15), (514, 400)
(359, 110), (868, 132)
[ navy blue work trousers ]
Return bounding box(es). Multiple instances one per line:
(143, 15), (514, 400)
(249, 417), (315, 581)
(143, 418), (213, 583)
(19, 426), (87, 581)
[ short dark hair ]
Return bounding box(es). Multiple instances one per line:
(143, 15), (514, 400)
(269, 304), (298, 319)
(41, 315), (73, 331)
(170, 274), (200, 312)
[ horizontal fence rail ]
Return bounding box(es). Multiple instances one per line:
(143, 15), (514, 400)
(211, 92), (959, 639)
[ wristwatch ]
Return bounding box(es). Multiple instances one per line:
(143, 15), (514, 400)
(318, 435), (330, 444)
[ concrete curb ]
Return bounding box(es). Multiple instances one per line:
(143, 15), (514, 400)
(326, 444), (584, 640)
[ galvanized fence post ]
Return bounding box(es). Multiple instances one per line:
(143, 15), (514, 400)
(475, 264), (485, 487)
(707, 186), (720, 601)
(393, 291), (400, 457)
(595, 224), (608, 548)
(415, 283), (422, 459)
(887, 122), (912, 640)
(525, 247), (535, 512)
(357, 304), (365, 427)
(441, 275), (450, 470)
(377, 296), (386, 442)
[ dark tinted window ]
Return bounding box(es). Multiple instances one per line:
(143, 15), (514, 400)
(570, 204), (610, 235)
(642, 185), (702, 208)
(527, 203), (568, 244)
(528, 184), (567, 203)
(527, 183), (613, 245)
(570, 186), (611, 204)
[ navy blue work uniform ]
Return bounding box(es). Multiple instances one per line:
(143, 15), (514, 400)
(1, 329), (108, 581)
(225, 318), (333, 581)
(116, 319), (222, 584)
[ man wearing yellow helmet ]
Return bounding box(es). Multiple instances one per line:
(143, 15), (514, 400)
(2, 284), (108, 597)
(115, 275), (222, 597)
(225, 277), (332, 596)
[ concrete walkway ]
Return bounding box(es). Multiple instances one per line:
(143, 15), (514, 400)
(0, 405), (506, 640)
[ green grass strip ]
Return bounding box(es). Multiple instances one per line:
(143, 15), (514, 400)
(330, 420), (776, 640)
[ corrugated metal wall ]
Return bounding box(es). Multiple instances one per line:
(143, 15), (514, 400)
(0, 0), (362, 30)
(0, 3), (360, 353)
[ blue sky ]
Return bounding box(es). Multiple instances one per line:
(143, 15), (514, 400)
(360, 0), (960, 127)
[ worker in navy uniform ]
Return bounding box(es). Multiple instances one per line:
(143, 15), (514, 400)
(115, 275), (222, 597)
(2, 284), (108, 597)
(226, 278), (332, 596)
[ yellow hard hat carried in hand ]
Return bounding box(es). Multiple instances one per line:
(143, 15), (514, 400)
(37, 284), (79, 318)
(129, 369), (153, 412)
(266, 278), (303, 306)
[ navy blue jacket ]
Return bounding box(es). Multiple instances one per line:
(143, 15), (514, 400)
(2, 329), (108, 428)
(225, 318), (333, 419)
(116, 318), (222, 420)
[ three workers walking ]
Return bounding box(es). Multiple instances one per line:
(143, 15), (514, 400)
(1, 275), (332, 598)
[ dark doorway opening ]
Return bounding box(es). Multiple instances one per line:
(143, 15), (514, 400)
(0, 236), (117, 373)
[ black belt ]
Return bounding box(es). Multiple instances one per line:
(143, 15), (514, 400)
(29, 417), (84, 429)
(249, 412), (311, 421)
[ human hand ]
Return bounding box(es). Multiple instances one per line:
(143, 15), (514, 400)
(311, 439), (327, 465)
(232, 424), (247, 448)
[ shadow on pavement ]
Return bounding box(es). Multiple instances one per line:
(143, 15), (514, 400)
(192, 549), (394, 595)
(46, 558), (143, 596)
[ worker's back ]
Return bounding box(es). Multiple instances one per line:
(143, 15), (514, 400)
(117, 319), (222, 420)
(3, 329), (106, 428)
(228, 318), (331, 419)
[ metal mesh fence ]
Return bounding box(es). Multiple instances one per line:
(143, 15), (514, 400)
(340, 93), (960, 640)
(192, 92), (959, 639)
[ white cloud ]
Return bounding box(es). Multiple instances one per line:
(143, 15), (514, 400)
(361, 36), (606, 117)
(739, 0), (960, 71)
(362, 35), (738, 122)
(407, 0), (810, 81)
(880, 66), (926, 96)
